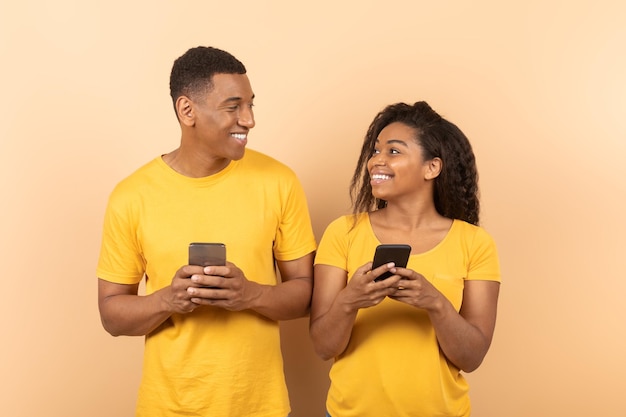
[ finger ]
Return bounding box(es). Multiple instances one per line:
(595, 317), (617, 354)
(388, 288), (409, 300)
(185, 274), (206, 288)
(190, 273), (227, 288)
(370, 262), (396, 282)
(389, 282), (405, 294)
(387, 267), (409, 278)
(188, 286), (230, 301)
(203, 264), (232, 277)
(181, 265), (204, 278)
(373, 274), (401, 287)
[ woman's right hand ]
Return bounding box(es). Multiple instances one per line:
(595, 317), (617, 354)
(339, 262), (401, 311)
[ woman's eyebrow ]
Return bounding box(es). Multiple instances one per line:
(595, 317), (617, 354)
(375, 138), (409, 147)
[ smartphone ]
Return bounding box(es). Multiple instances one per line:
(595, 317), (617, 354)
(372, 244), (411, 281)
(188, 242), (226, 266)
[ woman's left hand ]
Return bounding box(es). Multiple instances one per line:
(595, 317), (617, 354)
(387, 267), (443, 311)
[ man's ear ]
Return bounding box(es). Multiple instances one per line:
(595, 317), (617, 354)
(176, 96), (194, 126)
(425, 157), (442, 180)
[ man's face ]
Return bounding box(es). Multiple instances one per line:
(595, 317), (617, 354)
(190, 73), (255, 162)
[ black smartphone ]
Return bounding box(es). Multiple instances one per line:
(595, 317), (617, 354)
(188, 242), (226, 266)
(372, 244), (411, 281)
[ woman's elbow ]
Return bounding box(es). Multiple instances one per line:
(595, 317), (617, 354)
(455, 345), (490, 373)
(314, 346), (337, 362)
(309, 331), (340, 361)
(459, 357), (484, 373)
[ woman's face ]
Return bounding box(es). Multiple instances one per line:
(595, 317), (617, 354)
(367, 122), (432, 203)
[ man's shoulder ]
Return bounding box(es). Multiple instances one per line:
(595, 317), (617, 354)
(108, 157), (163, 197)
(243, 148), (282, 164)
(241, 149), (296, 175)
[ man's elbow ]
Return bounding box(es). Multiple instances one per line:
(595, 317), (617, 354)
(100, 315), (123, 337)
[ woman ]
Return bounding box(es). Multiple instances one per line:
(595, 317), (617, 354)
(310, 101), (501, 417)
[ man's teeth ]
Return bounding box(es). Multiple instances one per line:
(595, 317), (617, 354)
(371, 174), (391, 180)
(231, 133), (246, 140)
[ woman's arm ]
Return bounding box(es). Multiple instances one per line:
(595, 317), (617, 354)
(428, 280), (500, 372)
(309, 263), (399, 360)
(390, 271), (500, 372)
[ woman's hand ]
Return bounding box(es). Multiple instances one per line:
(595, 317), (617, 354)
(341, 261), (402, 311)
(386, 267), (444, 311)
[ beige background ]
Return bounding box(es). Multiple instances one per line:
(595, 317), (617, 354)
(1, 1), (625, 416)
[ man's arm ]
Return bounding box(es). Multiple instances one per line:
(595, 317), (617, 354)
(98, 265), (205, 336)
(255, 251), (315, 320)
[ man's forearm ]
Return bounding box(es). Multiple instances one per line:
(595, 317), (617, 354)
(248, 278), (312, 321)
(99, 287), (173, 337)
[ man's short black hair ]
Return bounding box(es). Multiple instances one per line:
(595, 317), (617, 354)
(169, 46), (247, 107)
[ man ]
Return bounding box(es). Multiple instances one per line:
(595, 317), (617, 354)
(96, 46), (316, 417)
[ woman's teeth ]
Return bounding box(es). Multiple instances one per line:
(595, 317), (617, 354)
(371, 174), (391, 180)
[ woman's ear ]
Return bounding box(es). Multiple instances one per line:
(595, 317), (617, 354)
(425, 157), (442, 180)
(176, 96), (195, 126)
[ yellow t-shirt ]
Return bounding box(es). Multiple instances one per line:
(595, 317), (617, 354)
(315, 213), (501, 417)
(97, 149), (316, 417)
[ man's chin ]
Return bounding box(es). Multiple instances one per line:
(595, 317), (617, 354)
(230, 147), (246, 161)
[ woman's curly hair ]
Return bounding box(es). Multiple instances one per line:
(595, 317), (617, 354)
(349, 101), (480, 225)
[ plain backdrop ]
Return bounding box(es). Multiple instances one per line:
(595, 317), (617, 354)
(1, 1), (625, 416)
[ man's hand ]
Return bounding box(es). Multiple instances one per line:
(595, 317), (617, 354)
(185, 262), (261, 311)
(166, 264), (211, 313)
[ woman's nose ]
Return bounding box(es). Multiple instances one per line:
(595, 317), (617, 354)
(371, 153), (386, 166)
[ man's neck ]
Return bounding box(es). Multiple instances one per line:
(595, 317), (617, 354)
(162, 148), (231, 178)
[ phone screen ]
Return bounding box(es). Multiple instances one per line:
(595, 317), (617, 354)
(188, 242), (226, 266)
(372, 244), (411, 281)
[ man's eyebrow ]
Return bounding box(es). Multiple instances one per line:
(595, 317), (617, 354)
(223, 96), (241, 103)
(222, 94), (255, 104)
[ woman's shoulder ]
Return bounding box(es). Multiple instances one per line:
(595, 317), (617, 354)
(323, 212), (369, 234)
(452, 219), (497, 245)
(330, 212), (368, 226)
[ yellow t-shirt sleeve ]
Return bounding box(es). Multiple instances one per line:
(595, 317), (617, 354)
(96, 181), (145, 285)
